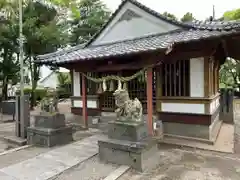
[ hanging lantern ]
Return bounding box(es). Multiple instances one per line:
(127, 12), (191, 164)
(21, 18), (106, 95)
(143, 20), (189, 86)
(123, 81), (128, 90)
(109, 80), (114, 92)
(103, 79), (107, 92)
(117, 80), (122, 90)
(96, 83), (103, 94)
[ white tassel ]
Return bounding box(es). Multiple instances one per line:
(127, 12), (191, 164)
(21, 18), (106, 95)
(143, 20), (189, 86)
(117, 80), (122, 90)
(103, 80), (107, 92)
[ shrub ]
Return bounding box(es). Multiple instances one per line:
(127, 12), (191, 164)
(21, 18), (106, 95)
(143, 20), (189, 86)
(35, 89), (47, 101)
(16, 88), (47, 101)
(57, 87), (71, 99)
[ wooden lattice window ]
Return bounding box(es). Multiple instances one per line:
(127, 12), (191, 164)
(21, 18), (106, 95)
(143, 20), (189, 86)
(161, 60), (190, 97)
(122, 70), (147, 110)
(99, 72), (118, 110)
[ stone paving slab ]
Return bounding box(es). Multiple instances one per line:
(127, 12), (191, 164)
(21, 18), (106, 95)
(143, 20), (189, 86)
(0, 147), (52, 169)
(51, 155), (119, 180)
(0, 134), (106, 180)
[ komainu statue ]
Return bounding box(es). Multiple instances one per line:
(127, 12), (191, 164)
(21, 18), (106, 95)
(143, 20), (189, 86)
(113, 89), (143, 122)
(40, 88), (59, 113)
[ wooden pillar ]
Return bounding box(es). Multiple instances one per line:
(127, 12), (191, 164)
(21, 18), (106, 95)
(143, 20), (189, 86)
(147, 67), (153, 136)
(81, 74), (88, 128)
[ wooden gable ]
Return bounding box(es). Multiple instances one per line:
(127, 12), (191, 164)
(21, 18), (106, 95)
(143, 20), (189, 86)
(90, 1), (182, 46)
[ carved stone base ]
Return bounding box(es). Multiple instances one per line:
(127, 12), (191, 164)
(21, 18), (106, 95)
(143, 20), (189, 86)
(108, 120), (148, 142)
(98, 137), (159, 172)
(27, 126), (73, 147)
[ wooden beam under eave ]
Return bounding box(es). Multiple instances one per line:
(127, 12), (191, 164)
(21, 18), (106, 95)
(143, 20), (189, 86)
(95, 62), (145, 71)
(165, 48), (215, 63)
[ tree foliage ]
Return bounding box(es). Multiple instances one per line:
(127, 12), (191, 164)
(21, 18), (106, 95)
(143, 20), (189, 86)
(181, 12), (195, 22)
(223, 8), (240, 20)
(0, 0), (20, 100)
(219, 9), (240, 91)
(57, 72), (71, 86)
(220, 58), (240, 90)
(57, 72), (71, 98)
(22, 1), (68, 108)
(162, 12), (178, 21)
(69, 0), (111, 45)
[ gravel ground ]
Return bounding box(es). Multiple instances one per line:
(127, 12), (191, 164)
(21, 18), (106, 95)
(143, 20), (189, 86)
(119, 101), (240, 180)
(119, 149), (240, 180)
(50, 155), (119, 180)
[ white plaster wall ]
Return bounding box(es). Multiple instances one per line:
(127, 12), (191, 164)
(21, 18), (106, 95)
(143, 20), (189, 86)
(92, 2), (179, 46)
(161, 103), (205, 114)
(190, 57), (204, 97)
(39, 73), (58, 89)
(210, 97), (220, 114)
(73, 70), (81, 96)
(73, 100), (97, 108)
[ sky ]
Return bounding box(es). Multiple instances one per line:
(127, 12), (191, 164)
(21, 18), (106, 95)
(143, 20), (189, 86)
(102, 0), (240, 20)
(41, 0), (240, 79)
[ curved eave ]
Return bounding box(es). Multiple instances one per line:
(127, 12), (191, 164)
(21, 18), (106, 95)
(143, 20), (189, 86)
(36, 30), (240, 67)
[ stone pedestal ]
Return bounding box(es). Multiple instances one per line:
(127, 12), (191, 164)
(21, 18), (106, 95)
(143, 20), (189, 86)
(108, 121), (148, 142)
(27, 113), (73, 147)
(98, 120), (159, 172)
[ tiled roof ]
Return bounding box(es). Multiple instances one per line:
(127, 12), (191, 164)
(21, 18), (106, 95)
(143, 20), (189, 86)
(36, 0), (240, 65)
(36, 29), (239, 65)
(186, 20), (240, 31)
(85, 0), (240, 46)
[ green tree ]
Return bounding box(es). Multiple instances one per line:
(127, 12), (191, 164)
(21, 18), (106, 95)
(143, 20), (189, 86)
(219, 9), (240, 91)
(223, 8), (240, 20)
(0, 0), (20, 100)
(181, 12), (195, 22)
(162, 12), (178, 21)
(57, 72), (71, 98)
(22, 1), (68, 108)
(57, 72), (71, 87)
(220, 58), (240, 90)
(69, 0), (111, 45)
(51, 0), (80, 17)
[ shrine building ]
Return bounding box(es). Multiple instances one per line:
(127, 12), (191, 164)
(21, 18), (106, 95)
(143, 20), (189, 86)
(36, 0), (240, 143)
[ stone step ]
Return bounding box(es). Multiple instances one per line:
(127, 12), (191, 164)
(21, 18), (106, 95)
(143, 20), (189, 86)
(3, 136), (27, 147)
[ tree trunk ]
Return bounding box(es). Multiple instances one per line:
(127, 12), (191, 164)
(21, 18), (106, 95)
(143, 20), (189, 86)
(30, 89), (35, 110)
(29, 57), (40, 110)
(2, 77), (8, 101)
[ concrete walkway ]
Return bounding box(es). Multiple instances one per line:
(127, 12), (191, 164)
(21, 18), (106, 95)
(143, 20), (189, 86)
(0, 134), (106, 180)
